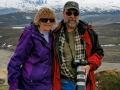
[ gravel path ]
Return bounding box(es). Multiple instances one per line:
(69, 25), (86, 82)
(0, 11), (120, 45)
(96, 62), (120, 72)
(0, 49), (13, 68)
(0, 49), (120, 71)
(0, 49), (120, 85)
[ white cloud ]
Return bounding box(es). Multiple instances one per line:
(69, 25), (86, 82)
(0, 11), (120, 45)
(47, 0), (120, 4)
(0, 0), (120, 13)
(70, 0), (119, 3)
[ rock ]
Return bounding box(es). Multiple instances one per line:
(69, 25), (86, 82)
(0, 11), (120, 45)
(0, 78), (5, 84)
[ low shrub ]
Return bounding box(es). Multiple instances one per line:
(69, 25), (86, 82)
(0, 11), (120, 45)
(96, 70), (120, 90)
(97, 74), (120, 90)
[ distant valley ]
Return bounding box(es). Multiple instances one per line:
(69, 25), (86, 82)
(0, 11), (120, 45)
(0, 12), (120, 63)
(0, 11), (120, 27)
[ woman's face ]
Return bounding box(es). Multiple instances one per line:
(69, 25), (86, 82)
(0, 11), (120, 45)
(39, 17), (55, 33)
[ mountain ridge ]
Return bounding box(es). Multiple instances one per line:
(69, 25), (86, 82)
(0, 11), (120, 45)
(0, 0), (120, 15)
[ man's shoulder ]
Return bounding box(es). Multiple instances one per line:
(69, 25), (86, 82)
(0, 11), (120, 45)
(53, 21), (63, 33)
(79, 20), (94, 30)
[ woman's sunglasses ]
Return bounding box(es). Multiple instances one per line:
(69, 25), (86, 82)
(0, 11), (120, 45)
(66, 12), (79, 16)
(40, 18), (55, 23)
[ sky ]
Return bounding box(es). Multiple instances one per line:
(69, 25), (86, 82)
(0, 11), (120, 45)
(0, 0), (120, 10)
(70, 0), (119, 3)
(47, 0), (120, 4)
(78, 0), (120, 3)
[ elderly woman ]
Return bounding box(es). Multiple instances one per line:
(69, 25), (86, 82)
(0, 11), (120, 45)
(7, 7), (56, 90)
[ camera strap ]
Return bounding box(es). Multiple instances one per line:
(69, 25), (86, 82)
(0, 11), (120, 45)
(64, 28), (74, 61)
(64, 28), (86, 90)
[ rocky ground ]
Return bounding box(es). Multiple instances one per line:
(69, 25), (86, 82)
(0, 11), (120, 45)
(0, 49), (13, 85)
(0, 49), (120, 85)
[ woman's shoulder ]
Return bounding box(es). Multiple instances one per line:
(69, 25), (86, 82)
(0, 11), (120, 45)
(23, 23), (35, 35)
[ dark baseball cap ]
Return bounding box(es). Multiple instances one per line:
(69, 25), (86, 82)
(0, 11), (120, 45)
(63, 1), (79, 11)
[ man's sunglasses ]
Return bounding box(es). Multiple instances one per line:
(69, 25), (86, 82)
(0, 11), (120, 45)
(66, 12), (79, 16)
(40, 18), (55, 23)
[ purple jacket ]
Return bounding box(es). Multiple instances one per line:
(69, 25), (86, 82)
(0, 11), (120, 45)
(7, 22), (53, 90)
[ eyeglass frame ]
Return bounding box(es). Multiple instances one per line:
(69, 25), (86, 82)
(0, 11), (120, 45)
(39, 18), (55, 23)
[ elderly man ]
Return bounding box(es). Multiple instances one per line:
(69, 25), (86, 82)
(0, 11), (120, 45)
(52, 1), (104, 90)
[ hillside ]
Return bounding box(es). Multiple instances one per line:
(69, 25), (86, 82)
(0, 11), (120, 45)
(0, 12), (120, 89)
(0, 12), (120, 63)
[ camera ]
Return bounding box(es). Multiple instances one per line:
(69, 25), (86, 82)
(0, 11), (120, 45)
(71, 59), (88, 90)
(71, 59), (88, 68)
(76, 66), (86, 90)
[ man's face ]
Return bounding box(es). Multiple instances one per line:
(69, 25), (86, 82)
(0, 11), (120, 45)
(63, 9), (79, 28)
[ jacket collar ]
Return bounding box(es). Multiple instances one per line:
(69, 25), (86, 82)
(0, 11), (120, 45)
(29, 22), (52, 50)
(53, 20), (91, 45)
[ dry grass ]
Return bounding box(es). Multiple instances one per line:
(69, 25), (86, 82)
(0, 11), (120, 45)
(0, 85), (8, 90)
(95, 70), (120, 90)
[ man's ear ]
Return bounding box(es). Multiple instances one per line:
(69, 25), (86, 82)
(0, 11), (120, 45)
(62, 11), (64, 16)
(62, 10), (66, 17)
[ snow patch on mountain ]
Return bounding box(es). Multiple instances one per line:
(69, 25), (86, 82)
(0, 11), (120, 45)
(0, 0), (120, 14)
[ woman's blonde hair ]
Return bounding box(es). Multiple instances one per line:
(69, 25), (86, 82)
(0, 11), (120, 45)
(34, 7), (56, 27)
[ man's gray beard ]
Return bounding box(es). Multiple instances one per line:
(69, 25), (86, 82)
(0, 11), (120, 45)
(64, 19), (79, 28)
